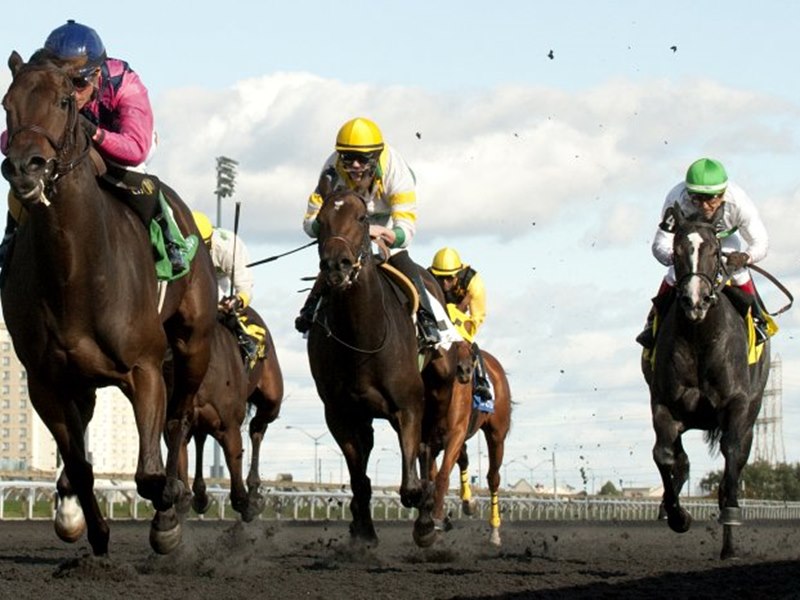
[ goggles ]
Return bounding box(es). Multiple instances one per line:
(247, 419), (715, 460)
(340, 152), (377, 167)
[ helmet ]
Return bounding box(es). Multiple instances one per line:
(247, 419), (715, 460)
(192, 211), (213, 242)
(685, 158), (728, 195)
(430, 247), (463, 277)
(44, 20), (107, 78)
(335, 117), (384, 153)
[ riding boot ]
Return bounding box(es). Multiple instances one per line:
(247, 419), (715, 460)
(0, 212), (18, 268)
(236, 320), (259, 366)
(471, 342), (492, 400)
(154, 206), (188, 275)
(751, 302), (769, 345)
(635, 307), (656, 349)
(295, 275), (324, 334)
(408, 272), (441, 347)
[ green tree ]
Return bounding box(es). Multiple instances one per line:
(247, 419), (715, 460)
(598, 480), (622, 496)
(699, 461), (800, 500)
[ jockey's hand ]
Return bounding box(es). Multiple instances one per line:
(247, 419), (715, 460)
(219, 294), (244, 313)
(726, 252), (750, 270)
(78, 115), (98, 141)
(369, 225), (396, 246)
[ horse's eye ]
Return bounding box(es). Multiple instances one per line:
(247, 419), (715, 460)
(60, 97), (70, 109)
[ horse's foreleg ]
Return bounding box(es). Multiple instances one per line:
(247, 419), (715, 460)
(31, 383), (109, 556)
(485, 426), (505, 546)
(718, 405), (755, 559)
(191, 433), (211, 514)
(652, 404), (692, 533)
(129, 364), (168, 508)
(456, 444), (478, 516)
(219, 428), (262, 522)
(434, 418), (469, 529)
(327, 408), (377, 545)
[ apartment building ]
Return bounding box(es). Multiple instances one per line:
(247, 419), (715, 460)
(0, 322), (139, 476)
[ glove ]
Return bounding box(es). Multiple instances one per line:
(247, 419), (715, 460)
(219, 294), (244, 313)
(78, 115), (97, 141)
(726, 252), (750, 270)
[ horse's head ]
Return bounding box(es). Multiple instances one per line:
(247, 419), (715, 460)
(316, 189), (372, 290)
(672, 203), (724, 322)
(455, 341), (475, 384)
(1, 50), (86, 204)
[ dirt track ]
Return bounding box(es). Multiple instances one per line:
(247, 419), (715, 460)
(1, 518), (798, 599)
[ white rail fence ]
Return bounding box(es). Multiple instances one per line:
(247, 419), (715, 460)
(2, 480), (800, 522)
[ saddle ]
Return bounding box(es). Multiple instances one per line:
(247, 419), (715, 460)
(100, 166), (199, 281)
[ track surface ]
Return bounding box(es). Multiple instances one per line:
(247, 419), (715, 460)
(1, 518), (798, 599)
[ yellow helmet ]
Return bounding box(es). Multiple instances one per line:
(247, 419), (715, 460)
(430, 247), (463, 276)
(192, 210), (213, 242)
(335, 117), (384, 153)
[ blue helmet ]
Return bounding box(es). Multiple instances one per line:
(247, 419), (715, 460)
(44, 20), (106, 78)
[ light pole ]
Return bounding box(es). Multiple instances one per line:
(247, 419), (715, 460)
(215, 156), (238, 227)
(504, 455), (527, 489)
(285, 425), (328, 484)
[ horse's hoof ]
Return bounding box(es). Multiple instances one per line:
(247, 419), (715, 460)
(149, 509), (182, 555)
(489, 527), (501, 547)
(718, 507), (743, 526)
(462, 499), (478, 517)
(191, 495), (212, 515)
(667, 508), (692, 534)
(413, 519), (437, 548)
(54, 496), (86, 543)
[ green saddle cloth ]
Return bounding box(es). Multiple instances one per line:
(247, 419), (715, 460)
(149, 192), (199, 281)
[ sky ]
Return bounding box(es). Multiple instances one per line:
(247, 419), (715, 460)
(1, 1), (799, 495)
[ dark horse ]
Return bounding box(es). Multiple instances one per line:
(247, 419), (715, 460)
(176, 306), (284, 522)
(431, 340), (511, 546)
(307, 189), (455, 548)
(642, 205), (770, 560)
(0, 52), (217, 555)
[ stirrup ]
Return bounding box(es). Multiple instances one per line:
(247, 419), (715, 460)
(165, 243), (187, 274)
(474, 381), (492, 400)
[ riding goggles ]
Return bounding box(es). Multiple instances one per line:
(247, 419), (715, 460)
(339, 151), (378, 167)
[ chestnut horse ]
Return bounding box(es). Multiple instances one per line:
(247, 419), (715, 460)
(0, 52), (217, 555)
(431, 341), (511, 546)
(176, 306), (283, 522)
(642, 205), (770, 560)
(307, 189), (455, 548)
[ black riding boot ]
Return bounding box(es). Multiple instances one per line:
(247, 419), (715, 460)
(235, 319), (259, 365)
(0, 212), (18, 268)
(390, 252), (440, 347)
(472, 342), (492, 400)
(295, 275), (323, 334)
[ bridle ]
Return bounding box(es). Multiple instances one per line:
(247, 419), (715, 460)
(1, 63), (91, 201)
(315, 191), (390, 353)
(674, 220), (731, 299)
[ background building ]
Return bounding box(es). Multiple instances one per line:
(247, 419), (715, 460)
(0, 323), (139, 477)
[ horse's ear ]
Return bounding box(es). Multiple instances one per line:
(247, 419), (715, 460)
(8, 51), (23, 76)
(317, 170), (333, 201)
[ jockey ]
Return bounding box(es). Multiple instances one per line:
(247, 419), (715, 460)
(636, 157), (769, 349)
(0, 20), (185, 273)
(429, 247), (492, 400)
(295, 116), (441, 347)
(193, 210), (258, 360)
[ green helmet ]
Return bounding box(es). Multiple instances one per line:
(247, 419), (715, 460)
(685, 158), (728, 195)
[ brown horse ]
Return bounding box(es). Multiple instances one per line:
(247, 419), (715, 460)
(0, 52), (217, 556)
(307, 188), (455, 548)
(431, 340), (511, 546)
(175, 306), (283, 522)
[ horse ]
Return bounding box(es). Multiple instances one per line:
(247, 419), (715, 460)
(174, 306), (283, 522)
(642, 204), (770, 560)
(307, 188), (455, 548)
(0, 51), (218, 556)
(431, 340), (511, 546)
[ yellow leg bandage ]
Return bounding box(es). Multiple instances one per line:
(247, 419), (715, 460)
(489, 491), (501, 529)
(460, 469), (472, 503)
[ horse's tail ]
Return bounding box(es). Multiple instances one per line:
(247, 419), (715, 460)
(704, 428), (723, 455)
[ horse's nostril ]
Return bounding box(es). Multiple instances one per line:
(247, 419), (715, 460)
(25, 155), (48, 174)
